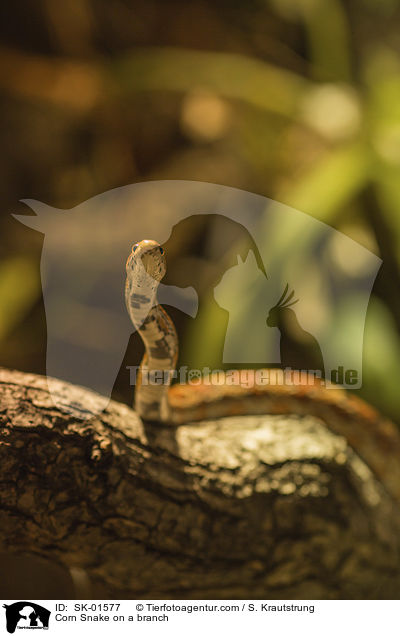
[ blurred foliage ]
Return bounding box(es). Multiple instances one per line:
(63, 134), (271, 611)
(1, 0), (400, 424)
(0, 257), (40, 340)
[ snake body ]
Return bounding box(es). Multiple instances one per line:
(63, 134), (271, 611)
(125, 239), (178, 422)
(126, 240), (400, 502)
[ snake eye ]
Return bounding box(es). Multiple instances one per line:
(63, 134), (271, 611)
(159, 247), (164, 255)
(132, 244), (138, 253)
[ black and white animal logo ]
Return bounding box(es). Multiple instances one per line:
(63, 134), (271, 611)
(3, 602), (50, 634)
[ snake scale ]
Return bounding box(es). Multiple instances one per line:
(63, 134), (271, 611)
(125, 239), (400, 503)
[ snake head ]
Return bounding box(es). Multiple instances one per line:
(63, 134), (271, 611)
(126, 239), (166, 283)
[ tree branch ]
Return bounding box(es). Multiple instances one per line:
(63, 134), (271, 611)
(0, 368), (399, 599)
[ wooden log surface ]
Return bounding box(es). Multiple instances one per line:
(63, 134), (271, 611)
(0, 368), (399, 599)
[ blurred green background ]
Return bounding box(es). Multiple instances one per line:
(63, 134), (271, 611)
(1, 0), (400, 423)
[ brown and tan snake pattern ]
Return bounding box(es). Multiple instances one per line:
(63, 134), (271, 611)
(126, 239), (400, 503)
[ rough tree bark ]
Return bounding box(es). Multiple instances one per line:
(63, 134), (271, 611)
(0, 368), (399, 599)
